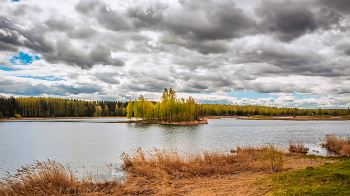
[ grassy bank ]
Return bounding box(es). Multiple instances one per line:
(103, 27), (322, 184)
(256, 156), (350, 195)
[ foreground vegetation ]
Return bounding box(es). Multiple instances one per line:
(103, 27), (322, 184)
(4, 139), (349, 195)
(323, 134), (350, 157)
(0, 160), (123, 195)
(0, 145), (285, 195)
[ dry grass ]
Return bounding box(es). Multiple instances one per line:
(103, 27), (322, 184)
(0, 160), (123, 196)
(0, 146), (285, 196)
(122, 145), (284, 180)
(120, 146), (285, 195)
(289, 141), (309, 154)
(323, 134), (350, 157)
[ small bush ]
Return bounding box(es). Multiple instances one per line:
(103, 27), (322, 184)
(14, 113), (22, 118)
(340, 143), (350, 157)
(256, 144), (284, 173)
(289, 142), (309, 154)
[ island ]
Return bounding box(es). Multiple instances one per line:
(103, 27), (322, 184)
(123, 88), (208, 125)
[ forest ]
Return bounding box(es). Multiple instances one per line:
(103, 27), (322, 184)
(1, 89), (349, 119)
(0, 96), (128, 118)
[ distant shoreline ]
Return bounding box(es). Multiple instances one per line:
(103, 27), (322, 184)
(0, 116), (209, 125)
(0, 116), (128, 121)
(1, 116), (348, 122)
(207, 115), (349, 121)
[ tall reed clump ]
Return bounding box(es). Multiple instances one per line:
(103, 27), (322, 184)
(289, 142), (309, 154)
(323, 134), (350, 157)
(122, 146), (285, 181)
(0, 160), (122, 196)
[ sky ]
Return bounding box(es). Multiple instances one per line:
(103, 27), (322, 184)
(0, 0), (350, 109)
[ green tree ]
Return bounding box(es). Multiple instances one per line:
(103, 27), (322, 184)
(115, 104), (119, 116)
(126, 100), (133, 119)
(104, 105), (109, 116)
(94, 105), (102, 117)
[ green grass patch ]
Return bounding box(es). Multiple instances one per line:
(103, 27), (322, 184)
(342, 115), (350, 119)
(259, 159), (350, 195)
(301, 154), (345, 161)
(298, 115), (331, 119)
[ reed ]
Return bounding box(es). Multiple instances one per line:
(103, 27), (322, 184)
(122, 146), (285, 180)
(1, 146), (286, 195)
(0, 160), (122, 196)
(289, 142), (309, 154)
(324, 134), (350, 157)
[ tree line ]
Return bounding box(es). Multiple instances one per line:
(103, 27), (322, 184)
(1, 92), (349, 119)
(0, 95), (128, 118)
(200, 104), (350, 117)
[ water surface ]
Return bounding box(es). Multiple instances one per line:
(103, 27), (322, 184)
(1, 118), (349, 180)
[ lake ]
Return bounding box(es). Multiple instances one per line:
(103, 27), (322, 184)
(0, 118), (349, 181)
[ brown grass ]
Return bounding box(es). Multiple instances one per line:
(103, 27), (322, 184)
(323, 134), (350, 157)
(122, 145), (284, 180)
(289, 141), (309, 154)
(0, 160), (123, 196)
(0, 146), (286, 196)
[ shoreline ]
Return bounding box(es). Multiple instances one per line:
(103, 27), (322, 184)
(0, 116), (128, 121)
(207, 115), (349, 121)
(2, 116), (348, 122)
(0, 116), (209, 125)
(239, 117), (349, 121)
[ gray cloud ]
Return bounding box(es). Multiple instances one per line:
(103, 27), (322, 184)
(127, 3), (166, 29)
(317, 0), (350, 14)
(164, 0), (256, 41)
(75, 0), (132, 31)
(0, 79), (103, 96)
(45, 17), (74, 32)
(94, 72), (120, 84)
(40, 41), (124, 69)
(0, 15), (54, 53)
(256, 0), (317, 42)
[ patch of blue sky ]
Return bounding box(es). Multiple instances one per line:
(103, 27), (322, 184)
(11, 0), (20, 2)
(10, 51), (41, 65)
(0, 65), (21, 71)
(17, 75), (65, 81)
